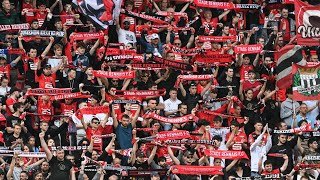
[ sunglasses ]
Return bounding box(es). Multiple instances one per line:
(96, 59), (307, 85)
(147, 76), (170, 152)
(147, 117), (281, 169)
(142, 75), (149, 77)
(174, 43), (181, 46)
(92, 121), (100, 124)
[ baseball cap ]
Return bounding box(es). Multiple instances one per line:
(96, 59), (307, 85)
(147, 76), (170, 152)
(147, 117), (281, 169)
(44, 64), (51, 69)
(0, 54), (6, 60)
(151, 33), (159, 40)
(123, 18), (130, 23)
(137, 152), (144, 158)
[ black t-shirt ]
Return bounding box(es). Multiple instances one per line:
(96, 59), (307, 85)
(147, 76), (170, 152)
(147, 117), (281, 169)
(6, 115), (22, 129)
(48, 156), (73, 180)
(5, 134), (25, 151)
(133, 161), (150, 180)
(184, 93), (201, 114)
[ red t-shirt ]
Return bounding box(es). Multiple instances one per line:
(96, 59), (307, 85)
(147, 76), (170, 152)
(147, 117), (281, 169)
(37, 100), (54, 122)
(261, 168), (281, 179)
(86, 126), (104, 151)
(225, 131), (247, 150)
(37, 73), (56, 89)
(0, 65), (10, 82)
(60, 103), (77, 116)
(22, 3), (34, 24)
(239, 65), (254, 80)
(60, 11), (75, 25)
(242, 80), (262, 98)
(35, 12), (47, 27)
(248, 132), (268, 146)
(6, 97), (16, 116)
(280, 18), (290, 41)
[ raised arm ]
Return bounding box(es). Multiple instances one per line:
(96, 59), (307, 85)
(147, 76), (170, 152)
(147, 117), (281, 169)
(218, 10), (230, 21)
(280, 155), (289, 172)
(167, 146), (180, 165)
(41, 37), (55, 58)
(100, 113), (109, 128)
(179, 80), (187, 97)
(89, 38), (100, 56)
(111, 106), (119, 128)
(39, 132), (53, 161)
(131, 105), (141, 128)
(80, 116), (88, 130)
(147, 145), (158, 165)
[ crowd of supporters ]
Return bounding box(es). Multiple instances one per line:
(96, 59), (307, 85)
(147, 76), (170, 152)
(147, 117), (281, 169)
(0, 0), (319, 179)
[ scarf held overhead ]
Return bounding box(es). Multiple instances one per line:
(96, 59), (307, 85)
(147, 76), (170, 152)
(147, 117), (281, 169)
(204, 149), (249, 159)
(93, 70), (136, 79)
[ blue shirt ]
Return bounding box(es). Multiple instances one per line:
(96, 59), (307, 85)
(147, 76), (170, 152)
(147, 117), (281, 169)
(293, 113), (314, 128)
(115, 123), (133, 149)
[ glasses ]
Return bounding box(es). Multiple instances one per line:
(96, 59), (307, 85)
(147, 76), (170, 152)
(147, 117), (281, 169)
(93, 121), (100, 124)
(174, 43), (181, 46)
(142, 75), (149, 77)
(123, 22), (130, 25)
(112, 80), (119, 82)
(68, 159), (75, 161)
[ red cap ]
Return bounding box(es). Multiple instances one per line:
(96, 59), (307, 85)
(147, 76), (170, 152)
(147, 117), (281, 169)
(310, 50), (317, 56)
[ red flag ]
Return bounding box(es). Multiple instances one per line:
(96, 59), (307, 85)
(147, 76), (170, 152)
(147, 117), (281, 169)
(294, 0), (320, 46)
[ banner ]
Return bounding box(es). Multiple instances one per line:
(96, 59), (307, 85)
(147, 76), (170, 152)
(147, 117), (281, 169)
(273, 124), (313, 133)
(131, 63), (166, 70)
(171, 165), (223, 175)
(234, 4), (260, 9)
(148, 113), (194, 123)
(105, 54), (144, 62)
(194, 0), (234, 9)
(156, 130), (190, 141)
(113, 89), (166, 97)
(21, 30), (65, 37)
(164, 44), (206, 56)
(204, 150), (249, 159)
(93, 70), (136, 79)
(292, 63), (320, 100)
(153, 56), (194, 71)
(26, 88), (73, 96)
(275, 45), (306, 89)
(295, 0), (320, 45)
(193, 54), (232, 65)
(121, 9), (168, 24)
(70, 31), (104, 42)
(234, 44), (263, 54)
(0, 23), (30, 31)
(174, 74), (216, 87)
(71, 0), (112, 30)
(112, 99), (140, 104)
(80, 106), (110, 114)
(198, 36), (237, 42)
(0, 49), (25, 55)
(50, 92), (91, 101)
(165, 139), (216, 146)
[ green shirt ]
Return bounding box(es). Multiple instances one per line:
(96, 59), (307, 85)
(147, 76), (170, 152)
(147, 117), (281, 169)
(0, 9), (20, 25)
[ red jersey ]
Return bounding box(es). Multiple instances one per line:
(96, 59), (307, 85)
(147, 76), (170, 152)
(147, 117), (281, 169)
(22, 3), (34, 24)
(6, 97), (16, 116)
(248, 132), (268, 146)
(261, 168), (281, 179)
(0, 65), (10, 82)
(201, 17), (219, 29)
(239, 65), (254, 80)
(225, 131), (247, 150)
(85, 126), (104, 151)
(60, 11), (75, 25)
(37, 100), (54, 122)
(196, 79), (218, 94)
(37, 73), (56, 89)
(35, 12), (47, 27)
(60, 103), (77, 116)
(242, 80), (262, 98)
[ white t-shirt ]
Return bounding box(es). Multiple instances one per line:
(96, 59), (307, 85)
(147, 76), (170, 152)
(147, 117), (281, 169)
(164, 98), (181, 113)
(118, 28), (136, 45)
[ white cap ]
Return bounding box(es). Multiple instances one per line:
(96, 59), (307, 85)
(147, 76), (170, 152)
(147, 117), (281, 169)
(151, 33), (159, 40)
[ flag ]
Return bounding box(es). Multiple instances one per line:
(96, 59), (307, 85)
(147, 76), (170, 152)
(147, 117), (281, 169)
(72, 0), (115, 30)
(275, 45), (306, 89)
(292, 63), (320, 101)
(295, 0), (320, 45)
